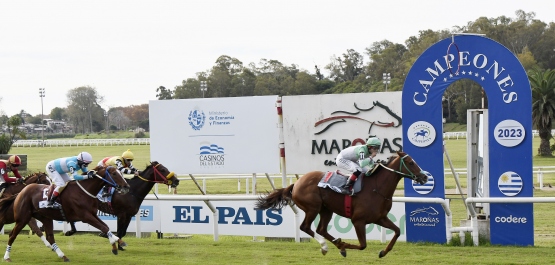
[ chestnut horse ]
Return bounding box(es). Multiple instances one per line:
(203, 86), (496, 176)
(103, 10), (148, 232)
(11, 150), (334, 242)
(1, 166), (130, 262)
(67, 161), (179, 251)
(0, 172), (52, 247)
(255, 151), (428, 259)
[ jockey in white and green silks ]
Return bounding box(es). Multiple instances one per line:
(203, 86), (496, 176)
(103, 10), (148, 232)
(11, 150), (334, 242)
(335, 137), (382, 195)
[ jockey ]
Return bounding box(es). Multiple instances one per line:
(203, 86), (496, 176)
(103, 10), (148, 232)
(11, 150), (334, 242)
(335, 137), (381, 195)
(45, 152), (95, 208)
(0, 155), (24, 196)
(97, 149), (138, 197)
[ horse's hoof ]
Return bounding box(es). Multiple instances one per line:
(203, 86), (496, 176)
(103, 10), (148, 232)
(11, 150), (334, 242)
(119, 241), (127, 247)
(118, 245), (125, 251)
(340, 250), (347, 257)
(62, 256), (70, 262)
(112, 249), (118, 255)
(4, 258), (12, 262)
(320, 249), (328, 255)
(379, 250), (385, 258)
(65, 231), (76, 236)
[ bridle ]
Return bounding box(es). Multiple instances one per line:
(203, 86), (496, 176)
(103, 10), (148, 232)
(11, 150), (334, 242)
(376, 155), (424, 182)
(136, 162), (176, 186)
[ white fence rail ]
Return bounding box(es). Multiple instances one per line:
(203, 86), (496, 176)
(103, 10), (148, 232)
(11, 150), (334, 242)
(11, 130), (547, 145)
(12, 138), (150, 147)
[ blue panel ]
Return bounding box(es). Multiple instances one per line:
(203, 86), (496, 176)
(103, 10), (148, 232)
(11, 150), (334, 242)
(405, 203), (446, 243)
(402, 35), (533, 245)
(490, 204), (534, 245)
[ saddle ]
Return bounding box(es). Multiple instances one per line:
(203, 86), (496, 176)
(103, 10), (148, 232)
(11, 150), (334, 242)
(317, 170), (364, 195)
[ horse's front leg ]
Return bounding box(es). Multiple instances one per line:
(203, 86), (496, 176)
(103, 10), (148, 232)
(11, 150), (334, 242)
(86, 214), (119, 255)
(375, 217), (400, 258)
(65, 221), (77, 236)
(116, 215), (133, 250)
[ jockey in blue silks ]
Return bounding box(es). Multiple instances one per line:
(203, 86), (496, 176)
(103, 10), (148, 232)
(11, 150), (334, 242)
(45, 152), (95, 208)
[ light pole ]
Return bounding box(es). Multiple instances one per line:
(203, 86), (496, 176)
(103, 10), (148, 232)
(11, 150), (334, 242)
(200, 81), (207, 98)
(39, 88), (45, 147)
(382, 73), (391, 91)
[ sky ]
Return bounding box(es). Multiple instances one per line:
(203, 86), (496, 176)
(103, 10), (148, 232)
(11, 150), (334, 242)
(1, 0), (553, 117)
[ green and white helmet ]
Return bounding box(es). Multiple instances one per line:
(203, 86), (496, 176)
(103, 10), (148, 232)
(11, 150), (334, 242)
(366, 137), (381, 147)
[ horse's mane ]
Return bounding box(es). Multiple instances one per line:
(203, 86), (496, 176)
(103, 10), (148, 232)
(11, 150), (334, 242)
(144, 161), (158, 171)
(385, 155), (397, 165)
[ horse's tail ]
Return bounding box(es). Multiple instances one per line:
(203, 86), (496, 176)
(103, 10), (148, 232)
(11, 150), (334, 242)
(0, 193), (18, 215)
(254, 184), (295, 210)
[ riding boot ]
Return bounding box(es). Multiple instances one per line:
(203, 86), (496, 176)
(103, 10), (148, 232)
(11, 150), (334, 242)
(46, 194), (59, 208)
(339, 178), (356, 195)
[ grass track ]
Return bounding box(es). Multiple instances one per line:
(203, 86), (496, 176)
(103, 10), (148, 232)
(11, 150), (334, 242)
(4, 137), (555, 264)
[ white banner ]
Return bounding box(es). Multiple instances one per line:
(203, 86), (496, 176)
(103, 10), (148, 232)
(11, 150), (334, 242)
(53, 198), (407, 241)
(282, 92), (403, 174)
(149, 96), (281, 174)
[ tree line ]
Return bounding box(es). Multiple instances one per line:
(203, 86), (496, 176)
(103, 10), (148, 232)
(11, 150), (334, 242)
(155, 10), (555, 156)
(2, 10), (555, 155)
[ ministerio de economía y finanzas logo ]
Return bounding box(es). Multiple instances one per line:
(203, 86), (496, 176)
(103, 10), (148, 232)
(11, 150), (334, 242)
(188, 109), (206, 130)
(407, 121), (436, 147)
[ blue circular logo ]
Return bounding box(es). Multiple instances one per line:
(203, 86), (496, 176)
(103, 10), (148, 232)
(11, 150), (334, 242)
(188, 110), (206, 130)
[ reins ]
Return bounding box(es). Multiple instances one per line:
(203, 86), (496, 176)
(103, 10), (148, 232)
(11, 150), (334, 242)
(75, 166), (121, 198)
(376, 155), (422, 181)
(136, 163), (175, 185)
(371, 155), (423, 200)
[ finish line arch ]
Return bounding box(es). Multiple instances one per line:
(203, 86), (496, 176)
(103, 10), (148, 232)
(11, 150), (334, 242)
(401, 34), (533, 245)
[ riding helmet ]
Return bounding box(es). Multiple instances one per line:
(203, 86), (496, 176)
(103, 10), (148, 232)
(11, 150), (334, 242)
(8, 155), (21, 166)
(77, 152), (93, 163)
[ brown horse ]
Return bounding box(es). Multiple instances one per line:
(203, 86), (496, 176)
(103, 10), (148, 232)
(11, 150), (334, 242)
(67, 161), (179, 251)
(0, 172), (52, 248)
(255, 151), (428, 259)
(1, 166), (130, 262)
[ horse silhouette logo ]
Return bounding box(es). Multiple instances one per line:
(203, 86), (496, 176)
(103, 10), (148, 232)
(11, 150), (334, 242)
(407, 121), (436, 147)
(410, 206), (439, 216)
(414, 129), (429, 138)
(188, 109), (206, 130)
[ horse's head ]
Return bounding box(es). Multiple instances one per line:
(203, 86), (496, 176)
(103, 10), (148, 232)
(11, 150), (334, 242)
(395, 151), (428, 185)
(24, 172), (51, 185)
(95, 165), (131, 194)
(141, 161), (179, 188)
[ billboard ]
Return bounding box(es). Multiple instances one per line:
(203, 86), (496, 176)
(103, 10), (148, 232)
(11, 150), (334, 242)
(149, 96), (281, 174)
(282, 92), (403, 174)
(55, 198), (408, 241)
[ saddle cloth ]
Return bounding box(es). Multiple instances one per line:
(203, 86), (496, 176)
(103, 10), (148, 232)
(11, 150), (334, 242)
(96, 187), (115, 203)
(317, 171), (363, 195)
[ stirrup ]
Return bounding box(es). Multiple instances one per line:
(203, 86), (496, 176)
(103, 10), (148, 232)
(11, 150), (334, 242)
(339, 187), (353, 195)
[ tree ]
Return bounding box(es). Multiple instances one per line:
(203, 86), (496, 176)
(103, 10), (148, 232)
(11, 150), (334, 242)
(326, 49), (364, 82)
(50, 107), (66, 121)
(529, 68), (555, 156)
(66, 86), (104, 133)
(156, 86), (173, 100)
(0, 116), (26, 154)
